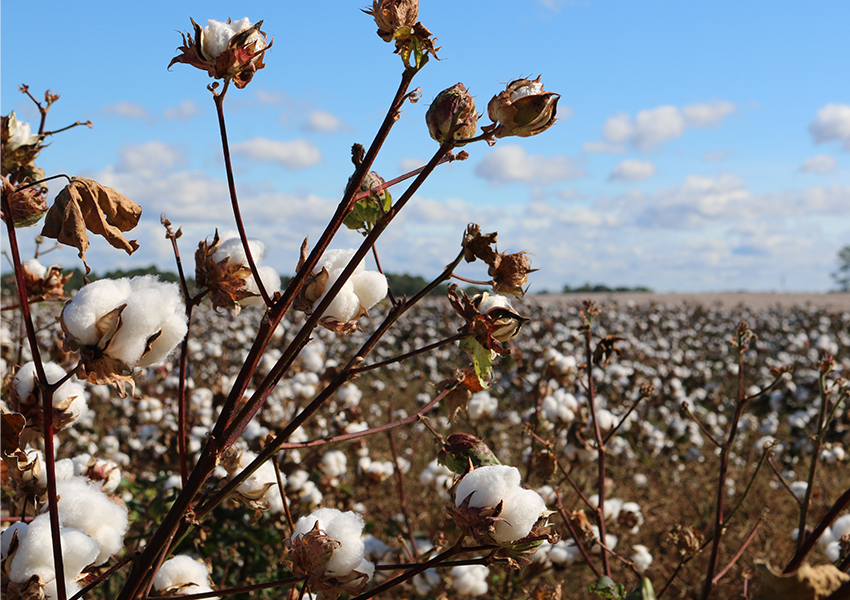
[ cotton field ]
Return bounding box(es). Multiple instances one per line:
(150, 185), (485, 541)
(2, 292), (848, 599)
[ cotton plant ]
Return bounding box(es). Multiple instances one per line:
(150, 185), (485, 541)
(450, 564), (490, 597)
(286, 508), (374, 597)
(296, 248), (388, 333)
(222, 449), (284, 509)
(59, 275), (188, 394)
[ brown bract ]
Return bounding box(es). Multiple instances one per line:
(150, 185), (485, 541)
(169, 19), (271, 89)
(59, 303), (138, 397)
(1, 114), (44, 181)
(447, 285), (510, 355)
(438, 432), (501, 474)
(41, 177), (141, 274)
(463, 225), (536, 297)
(195, 230), (257, 313)
(20, 262), (71, 301)
(484, 76), (560, 138)
(1, 176), (48, 228)
(363, 0), (419, 42)
(426, 83), (478, 143)
(285, 523), (371, 600)
(448, 478), (507, 544)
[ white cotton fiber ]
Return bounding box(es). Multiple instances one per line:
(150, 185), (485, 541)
(455, 465), (521, 509)
(107, 277), (187, 366)
(232, 451), (278, 500)
(213, 235), (266, 266)
(14, 362), (82, 405)
(52, 477), (129, 565)
(351, 271), (388, 311)
(23, 259), (47, 279)
(631, 544), (653, 573)
(239, 265), (282, 306)
(319, 249), (364, 274)
(292, 508), (367, 577)
(9, 515), (99, 592)
(319, 270), (360, 322)
(450, 564), (489, 597)
(832, 513), (850, 539)
(494, 487), (547, 544)
(61, 279), (133, 346)
(154, 554), (214, 593)
(1, 522), (28, 557)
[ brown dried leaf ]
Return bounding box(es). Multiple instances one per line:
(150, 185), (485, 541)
(41, 177), (142, 273)
(753, 561), (850, 600)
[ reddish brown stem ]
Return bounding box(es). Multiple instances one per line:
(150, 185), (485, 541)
(712, 513), (765, 584)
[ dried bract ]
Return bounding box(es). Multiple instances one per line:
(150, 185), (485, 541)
(484, 76), (560, 138)
(1, 112), (44, 180)
(1, 176), (48, 228)
(364, 0), (418, 42)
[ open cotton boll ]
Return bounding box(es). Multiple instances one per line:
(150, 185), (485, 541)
(106, 277), (188, 367)
(292, 508), (367, 577)
(14, 362), (84, 407)
(832, 513), (850, 539)
(9, 515), (100, 597)
(631, 544), (653, 572)
(231, 450), (278, 500)
(495, 487), (548, 544)
(154, 554), (216, 597)
(52, 477), (129, 565)
(212, 234), (266, 266)
(202, 17), (256, 60)
(61, 278), (133, 346)
(240, 265), (282, 306)
(318, 269), (360, 322)
(318, 248), (364, 275)
(450, 564), (489, 597)
(351, 271), (388, 311)
(23, 258), (48, 279)
(455, 465), (547, 544)
(1, 522), (28, 557)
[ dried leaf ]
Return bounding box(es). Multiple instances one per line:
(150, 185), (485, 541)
(753, 561), (850, 600)
(41, 177), (142, 273)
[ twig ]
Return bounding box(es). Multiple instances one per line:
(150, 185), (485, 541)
(387, 405), (418, 558)
(712, 513), (766, 584)
(784, 484), (850, 573)
(555, 491), (602, 578)
(351, 333), (466, 374)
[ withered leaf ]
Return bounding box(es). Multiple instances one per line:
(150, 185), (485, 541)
(1, 412), (26, 458)
(41, 177), (142, 273)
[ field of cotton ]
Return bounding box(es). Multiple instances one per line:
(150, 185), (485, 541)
(3, 290), (848, 599)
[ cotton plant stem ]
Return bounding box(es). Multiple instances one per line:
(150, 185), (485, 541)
(700, 321), (751, 600)
(386, 409), (417, 557)
(68, 552), (139, 600)
(2, 191), (67, 600)
(795, 360), (841, 554)
(555, 492), (602, 578)
(581, 303), (611, 577)
(154, 576), (304, 600)
(784, 484), (850, 573)
(213, 82), (272, 308)
(712, 513), (766, 584)
(724, 444), (774, 526)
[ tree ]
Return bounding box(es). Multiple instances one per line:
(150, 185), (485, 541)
(833, 245), (850, 292)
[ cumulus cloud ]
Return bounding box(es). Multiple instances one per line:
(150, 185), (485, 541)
(231, 138), (322, 169)
(583, 141), (625, 154)
(302, 110), (346, 133)
(474, 145), (585, 184)
(809, 104), (850, 151)
(600, 101), (735, 151)
(800, 154), (837, 174)
(102, 102), (150, 120)
(398, 157), (425, 172)
(609, 159), (656, 182)
(163, 100), (203, 120)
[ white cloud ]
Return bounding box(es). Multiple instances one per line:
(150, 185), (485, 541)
(398, 157), (425, 173)
(474, 145), (585, 184)
(254, 89), (288, 105)
(582, 141), (625, 154)
(809, 104), (850, 151)
(163, 100), (203, 120)
(102, 102), (150, 120)
(609, 159), (657, 182)
(800, 154), (837, 174)
(303, 110), (346, 133)
(111, 141), (187, 178)
(231, 138), (322, 169)
(600, 101), (735, 151)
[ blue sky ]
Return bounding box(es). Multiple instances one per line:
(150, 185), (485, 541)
(3, 1), (849, 292)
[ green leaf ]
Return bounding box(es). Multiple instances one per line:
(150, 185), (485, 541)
(460, 336), (493, 389)
(625, 578), (656, 600)
(589, 576), (626, 599)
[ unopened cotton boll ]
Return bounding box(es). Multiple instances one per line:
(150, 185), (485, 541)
(450, 564), (489, 597)
(454, 465), (547, 544)
(154, 554), (217, 599)
(292, 508), (370, 578)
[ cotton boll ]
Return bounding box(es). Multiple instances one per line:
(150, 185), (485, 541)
(23, 259), (47, 279)
(201, 17), (255, 59)
(319, 249), (364, 274)
(319, 270), (360, 322)
(495, 487), (547, 544)
(832, 513), (850, 539)
(631, 544), (653, 572)
(61, 279), (133, 346)
(467, 391), (498, 420)
(413, 569), (441, 596)
(14, 362), (85, 409)
(292, 508), (367, 578)
(34, 457), (75, 487)
(240, 265), (282, 307)
(154, 554), (215, 597)
(1, 522), (28, 557)
(52, 477), (129, 565)
(455, 465), (521, 509)
(351, 271), (388, 311)
(321, 450), (347, 478)
(789, 481), (808, 499)
(108, 277), (187, 367)
(450, 564), (489, 597)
